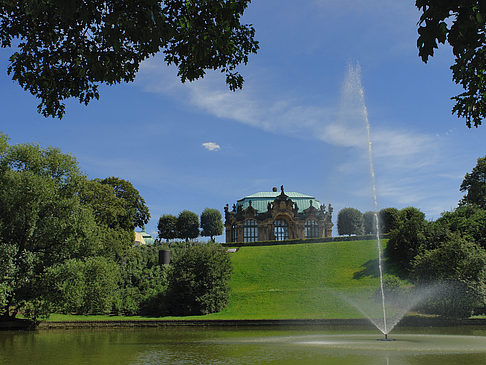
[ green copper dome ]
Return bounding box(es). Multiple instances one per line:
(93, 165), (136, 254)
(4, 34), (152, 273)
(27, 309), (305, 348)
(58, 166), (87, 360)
(236, 191), (321, 213)
(135, 227), (155, 245)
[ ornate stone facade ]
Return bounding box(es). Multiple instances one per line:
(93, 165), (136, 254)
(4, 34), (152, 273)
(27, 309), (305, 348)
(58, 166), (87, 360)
(224, 186), (333, 243)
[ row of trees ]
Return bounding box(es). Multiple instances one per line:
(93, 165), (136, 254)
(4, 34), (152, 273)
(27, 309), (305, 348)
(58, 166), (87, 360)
(157, 208), (223, 242)
(0, 134), (232, 320)
(337, 207), (400, 236)
(385, 156), (486, 317)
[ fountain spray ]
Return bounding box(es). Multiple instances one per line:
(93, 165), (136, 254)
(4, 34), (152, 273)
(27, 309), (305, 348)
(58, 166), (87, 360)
(355, 64), (388, 340)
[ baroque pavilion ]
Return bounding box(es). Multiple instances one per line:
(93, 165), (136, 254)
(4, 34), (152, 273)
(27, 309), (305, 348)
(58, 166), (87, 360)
(224, 186), (333, 243)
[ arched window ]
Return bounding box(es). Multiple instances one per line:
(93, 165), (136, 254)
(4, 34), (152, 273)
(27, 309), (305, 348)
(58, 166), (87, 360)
(274, 219), (288, 241)
(231, 224), (238, 242)
(305, 220), (319, 238)
(243, 219), (258, 242)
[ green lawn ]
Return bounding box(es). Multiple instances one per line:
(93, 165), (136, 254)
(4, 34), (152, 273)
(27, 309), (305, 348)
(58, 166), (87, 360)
(46, 240), (393, 321)
(204, 240), (390, 319)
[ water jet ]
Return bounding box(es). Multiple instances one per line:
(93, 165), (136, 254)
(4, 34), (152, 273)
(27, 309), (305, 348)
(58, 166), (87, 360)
(377, 333), (395, 341)
(345, 63), (438, 338)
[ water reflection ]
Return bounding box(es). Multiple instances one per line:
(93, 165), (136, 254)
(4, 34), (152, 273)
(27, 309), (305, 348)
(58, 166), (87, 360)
(1, 326), (486, 365)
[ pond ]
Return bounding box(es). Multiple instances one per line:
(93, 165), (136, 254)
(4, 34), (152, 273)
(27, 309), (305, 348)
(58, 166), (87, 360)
(2, 325), (486, 364)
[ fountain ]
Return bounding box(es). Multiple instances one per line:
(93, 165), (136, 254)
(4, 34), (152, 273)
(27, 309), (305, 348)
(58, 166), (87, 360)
(344, 63), (438, 340)
(359, 64), (389, 340)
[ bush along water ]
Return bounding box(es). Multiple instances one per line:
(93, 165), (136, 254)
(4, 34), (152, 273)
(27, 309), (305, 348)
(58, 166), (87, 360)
(39, 243), (232, 318)
(165, 243), (232, 316)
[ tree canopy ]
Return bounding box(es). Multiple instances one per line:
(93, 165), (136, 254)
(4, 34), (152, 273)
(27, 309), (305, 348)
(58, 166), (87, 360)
(176, 210), (199, 241)
(460, 156), (486, 208)
(0, 136), (150, 319)
(337, 208), (364, 236)
(378, 207), (400, 234)
(97, 177), (150, 230)
(200, 208), (223, 241)
(416, 0), (486, 127)
(157, 214), (178, 243)
(0, 140), (99, 319)
(0, 0), (259, 118)
(363, 211), (377, 235)
(385, 207), (428, 273)
(436, 204), (486, 249)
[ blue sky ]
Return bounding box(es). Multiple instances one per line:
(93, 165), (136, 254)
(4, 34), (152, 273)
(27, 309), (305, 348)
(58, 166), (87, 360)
(1, 0), (485, 241)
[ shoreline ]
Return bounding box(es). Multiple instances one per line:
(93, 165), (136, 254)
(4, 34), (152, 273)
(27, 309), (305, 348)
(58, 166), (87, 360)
(4, 317), (486, 330)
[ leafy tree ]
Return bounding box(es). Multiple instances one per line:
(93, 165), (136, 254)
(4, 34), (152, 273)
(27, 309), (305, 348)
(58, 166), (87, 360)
(0, 137), (158, 319)
(379, 207), (400, 234)
(413, 236), (486, 318)
(79, 180), (135, 259)
(0, 132), (8, 155)
(337, 208), (364, 236)
(80, 179), (127, 229)
(200, 208), (223, 242)
(0, 142), (99, 320)
(97, 177), (150, 230)
(434, 204), (486, 249)
(157, 214), (178, 243)
(166, 244), (232, 315)
(0, 244), (25, 318)
(385, 207), (428, 273)
(176, 210), (200, 242)
(0, 0), (259, 119)
(80, 176), (150, 259)
(460, 156), (486, 208)
(416, 0), (486, 127)
(363, 211), (377, 235)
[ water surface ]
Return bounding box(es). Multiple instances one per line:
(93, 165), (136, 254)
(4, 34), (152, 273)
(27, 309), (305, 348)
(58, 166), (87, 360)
(2, 325), (486, 364)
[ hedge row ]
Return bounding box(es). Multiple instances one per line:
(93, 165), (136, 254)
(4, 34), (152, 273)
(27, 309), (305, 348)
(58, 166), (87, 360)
(222, 234), (389, 247)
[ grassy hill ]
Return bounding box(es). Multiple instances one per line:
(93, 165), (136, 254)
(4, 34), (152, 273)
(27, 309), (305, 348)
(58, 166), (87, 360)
(46, 239), (393, 322)
(204, 239), (391, 320)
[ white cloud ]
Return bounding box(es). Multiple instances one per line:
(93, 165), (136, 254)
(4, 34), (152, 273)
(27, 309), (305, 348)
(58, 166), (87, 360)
(136, 58), (450, 218)
(202, 142), (221, 152)
(137, 58), (440, 168)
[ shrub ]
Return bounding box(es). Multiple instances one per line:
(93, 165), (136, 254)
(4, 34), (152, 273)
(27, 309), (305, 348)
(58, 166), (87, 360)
(46, 259), (86, 314)
(166, 243), (232, 315)
(46, 256), (120, 315)
(412, 236), (486, 318)
(115, 245), (169, 315)
(82, 256), (120, 314)
(373, 274), (407, 307)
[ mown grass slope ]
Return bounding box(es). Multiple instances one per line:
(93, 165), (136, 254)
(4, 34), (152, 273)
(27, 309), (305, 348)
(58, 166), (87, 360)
(204, 240), (389, 320)
(45, 240), (390, 321)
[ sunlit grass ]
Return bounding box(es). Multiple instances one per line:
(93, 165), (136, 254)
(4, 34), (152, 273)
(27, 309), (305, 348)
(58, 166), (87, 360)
(44, 240), (392, 321)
